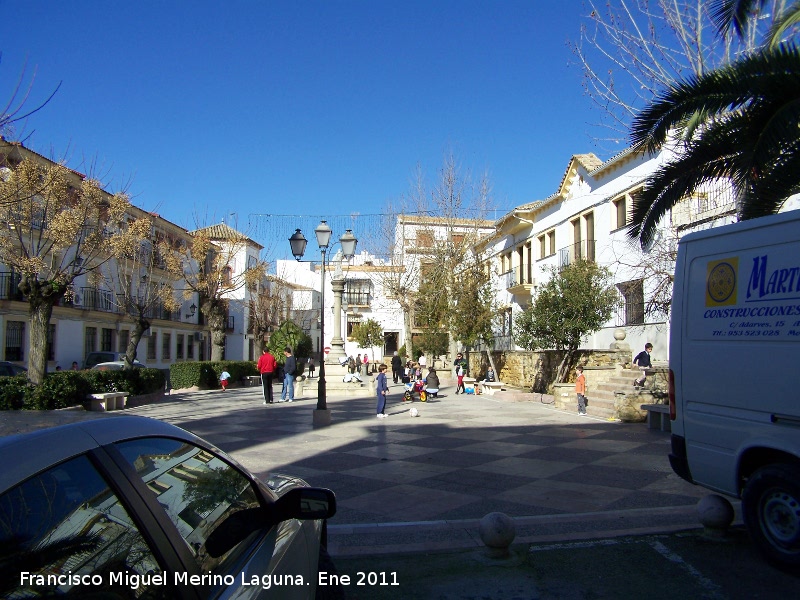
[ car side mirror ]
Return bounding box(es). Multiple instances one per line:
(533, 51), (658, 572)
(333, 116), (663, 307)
(274, 487), (336, 521)
(204, 487), (336, 558)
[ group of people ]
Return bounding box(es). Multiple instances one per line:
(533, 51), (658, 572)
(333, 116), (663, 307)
(374, 358), (441, 418)
(346, 353), (372, 377)
(253, 346), (298, 403)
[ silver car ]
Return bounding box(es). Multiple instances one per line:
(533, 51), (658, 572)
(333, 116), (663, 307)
(91, 360), (146, 371)
(0, 416), (338, 599)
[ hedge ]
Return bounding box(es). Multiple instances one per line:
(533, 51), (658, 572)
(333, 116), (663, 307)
(169, 360), (258, 390)
(0, 368), (166, 411)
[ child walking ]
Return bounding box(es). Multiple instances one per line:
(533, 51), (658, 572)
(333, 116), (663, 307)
(220, 370), (231, 391)
(575, 365), (587, 415)
(376, 364), (389, 418)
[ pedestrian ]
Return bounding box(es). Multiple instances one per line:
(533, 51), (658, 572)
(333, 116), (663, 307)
(391, 351), (403, 384)
(362, 353), (370, 375)
(308, 356), (315, 378)
(347, 355), (356, 374)
(485, 367), (496, 382)
(220, 370), (231, 391)
(281, 347), (296, 402)
(355, 354), (362, 376)
(575, 365), (587, 415)
(418, 353), (427, 369)
(425, 367), (440, 398)
(454, 352), (467, 394)
(375, 363), (389, 418)
(257, 347), (277, 404)
(633, 343), (653, 388)
(71, 361), (79, 371)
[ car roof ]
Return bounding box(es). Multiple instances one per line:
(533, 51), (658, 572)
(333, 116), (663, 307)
(0, 416), (202, 494)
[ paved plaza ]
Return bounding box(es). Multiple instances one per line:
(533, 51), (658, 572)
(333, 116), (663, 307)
(0, 380), (720, 557)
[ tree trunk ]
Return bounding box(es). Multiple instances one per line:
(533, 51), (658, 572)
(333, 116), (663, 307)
(28, 300), (55, 385)
(555, 350), (577, 384)
(126, 319), (151, 369)
(484, 348), (498, 380)
(20, 278), (66, 385)
(202, 299), (228, 362)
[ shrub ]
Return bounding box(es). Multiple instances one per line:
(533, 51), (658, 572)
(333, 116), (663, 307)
(0, 374), (29, 410)
(170, 361), (257, 390)
(0, 368), (166, 411)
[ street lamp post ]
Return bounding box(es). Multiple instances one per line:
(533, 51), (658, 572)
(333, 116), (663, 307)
(289, 222), (357, 427)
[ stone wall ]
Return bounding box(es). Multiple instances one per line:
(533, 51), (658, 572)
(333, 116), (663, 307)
(467, 349), (631, 391)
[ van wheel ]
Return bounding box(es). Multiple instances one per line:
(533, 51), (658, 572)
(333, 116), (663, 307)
(742, 463), (800, 570)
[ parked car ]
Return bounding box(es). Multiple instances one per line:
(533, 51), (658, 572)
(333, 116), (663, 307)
(83, 352), (145, 370)
(0, 361), (26, 376)
(0, 416), (338, 599)
(91, 360), (146, 371)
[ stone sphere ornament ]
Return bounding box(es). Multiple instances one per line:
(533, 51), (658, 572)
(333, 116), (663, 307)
(479, 512), (516, 558)
(697, 494), (735, 538)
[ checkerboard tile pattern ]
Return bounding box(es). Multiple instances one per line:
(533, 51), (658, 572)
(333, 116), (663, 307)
(125, 383), (706, 526)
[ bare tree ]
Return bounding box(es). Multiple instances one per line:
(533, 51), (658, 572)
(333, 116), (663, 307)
(0, 55), (61, 141)
(568, 0), (783, 146)
(247, 275), (291, 355)
(103, 216), (181, 369)
(169, 222), (266, 361)
(370, 154), (497, 368)
(0, 147), (132, 383)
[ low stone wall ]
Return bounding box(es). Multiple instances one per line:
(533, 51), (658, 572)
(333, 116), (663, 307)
(467, 349), (630, 392)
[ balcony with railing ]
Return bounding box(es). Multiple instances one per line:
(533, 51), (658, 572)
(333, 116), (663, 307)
(343, 290), (371, 307)
(671, 187), (736, 228)
(503, 266), (536, 297)
(79, 287), (119, 313)
(0, 272), (23, 301)
(558, 239), (596, 271)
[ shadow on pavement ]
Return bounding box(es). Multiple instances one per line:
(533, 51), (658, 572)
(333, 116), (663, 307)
(332, 527), (797, 599)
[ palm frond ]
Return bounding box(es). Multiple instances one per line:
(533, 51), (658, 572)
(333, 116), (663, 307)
(710, 0), (768, 39)
(768, 3), (800, 48)
(631, 45), (800, 153)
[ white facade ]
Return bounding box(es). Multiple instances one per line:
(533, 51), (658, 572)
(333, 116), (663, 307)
(482, 145), (739, 362)
(276, 250), (408, 364)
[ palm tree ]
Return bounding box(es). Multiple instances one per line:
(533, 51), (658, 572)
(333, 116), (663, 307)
(711, 1), (800, 48)
(627, 1), (800, 248)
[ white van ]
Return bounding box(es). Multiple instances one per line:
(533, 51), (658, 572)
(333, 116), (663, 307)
(668, 210), (800, 569)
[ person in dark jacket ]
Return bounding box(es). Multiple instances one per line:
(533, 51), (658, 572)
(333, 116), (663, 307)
(391, 351), (403, 384)
(633, 343), (653, 388)
(281, 347), (296, 402)
(425, 367), (440, 398)
(375, 364), (389, 418)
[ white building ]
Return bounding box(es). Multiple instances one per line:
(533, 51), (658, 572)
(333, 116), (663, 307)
(481, 145), (738, 361)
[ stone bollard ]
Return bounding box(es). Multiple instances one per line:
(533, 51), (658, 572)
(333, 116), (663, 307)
(697, 494), (735, 539)
(479, 512), (516, 558)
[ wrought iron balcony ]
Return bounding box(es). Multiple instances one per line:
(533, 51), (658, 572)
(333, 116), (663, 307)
(558, 239), (596, 270)
(0, 272), (23, 300)
(79, 287), (119, 313)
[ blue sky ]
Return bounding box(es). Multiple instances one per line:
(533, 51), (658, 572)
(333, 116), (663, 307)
(0, 1), (617, 252)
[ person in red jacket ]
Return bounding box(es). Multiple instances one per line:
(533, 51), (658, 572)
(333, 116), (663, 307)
(257, 348), (277, 404)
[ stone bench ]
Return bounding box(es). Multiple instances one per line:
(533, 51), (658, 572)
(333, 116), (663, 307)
(243, 375), (262, 386)
(89, 392), (129, 411)
(641, 403), (670, 432)
(480, 381), (504, 395)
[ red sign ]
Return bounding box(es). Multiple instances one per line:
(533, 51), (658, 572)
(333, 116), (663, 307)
(324, 347), (331, 355)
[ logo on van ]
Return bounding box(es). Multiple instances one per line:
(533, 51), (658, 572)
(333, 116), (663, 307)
(706, 258), (738, 306)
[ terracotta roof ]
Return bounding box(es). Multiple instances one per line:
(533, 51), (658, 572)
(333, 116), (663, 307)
(191, 222), (263, 249)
